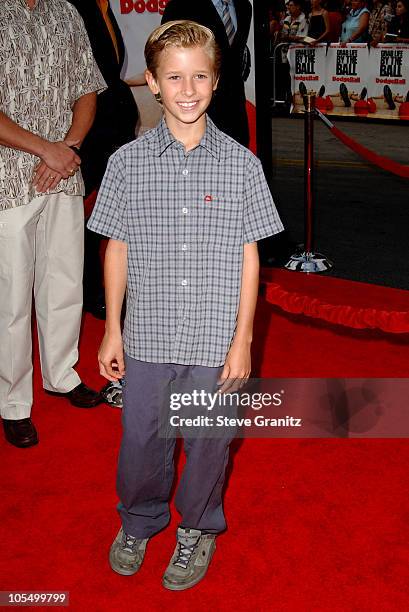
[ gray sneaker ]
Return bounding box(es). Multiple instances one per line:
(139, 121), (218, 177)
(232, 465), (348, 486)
(109, 527), (148, 576)
(101, 381), (123, 408)
(162, 527), (216, 591)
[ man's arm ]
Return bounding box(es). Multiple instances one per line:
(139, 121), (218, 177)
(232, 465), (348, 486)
(98, 238), (128, 381)
(218, 242), (259, 392)
(0, 110), (81, 178)
(33, 92), (97, 192)
(64, 91), (97, 147)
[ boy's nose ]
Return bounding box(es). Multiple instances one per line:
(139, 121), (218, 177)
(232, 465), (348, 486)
(181, 78), (195, 96)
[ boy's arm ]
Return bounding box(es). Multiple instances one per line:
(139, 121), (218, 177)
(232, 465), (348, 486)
(98, 238), (128, 382)
(218, 242), (260, 393)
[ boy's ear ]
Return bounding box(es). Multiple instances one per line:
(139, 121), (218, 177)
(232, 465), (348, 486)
(145, 69), (160, 96)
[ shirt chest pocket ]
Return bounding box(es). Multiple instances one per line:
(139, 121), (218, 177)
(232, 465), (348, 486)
(196, 196), (243, 246)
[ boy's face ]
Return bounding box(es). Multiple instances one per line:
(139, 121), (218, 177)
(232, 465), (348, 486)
(145, 45), (218, 133)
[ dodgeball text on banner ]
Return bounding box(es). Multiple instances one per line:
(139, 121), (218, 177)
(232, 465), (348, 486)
(120, 0), (169, 15)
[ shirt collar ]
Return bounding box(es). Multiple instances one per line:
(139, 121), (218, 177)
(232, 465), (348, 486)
(152, 117), (176, 156)
(151, 115), (221, 161)
(199, 116), (221, 161)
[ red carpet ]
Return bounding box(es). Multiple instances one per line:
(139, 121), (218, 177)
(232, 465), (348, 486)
(1, 271), (408, 611)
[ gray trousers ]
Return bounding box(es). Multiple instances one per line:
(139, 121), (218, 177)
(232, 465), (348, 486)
(117, 356), (233, 539)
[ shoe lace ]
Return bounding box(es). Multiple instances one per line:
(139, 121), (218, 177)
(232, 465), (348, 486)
(173, 540), (199, 569)
(122, 532), (140, 554)
(102, 381), (123, 407)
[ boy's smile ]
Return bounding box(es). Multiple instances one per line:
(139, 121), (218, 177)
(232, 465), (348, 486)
(145, 45), (218, 147)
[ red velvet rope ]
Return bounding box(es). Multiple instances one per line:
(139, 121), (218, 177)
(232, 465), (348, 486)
(330, 125), (409, 179)
(264, 282), (409, 333)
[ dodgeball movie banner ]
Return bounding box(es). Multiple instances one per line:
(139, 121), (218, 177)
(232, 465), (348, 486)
(287, 44), (327, 113)
(366, 44), (409, 120)
(288, 43), (409, 119)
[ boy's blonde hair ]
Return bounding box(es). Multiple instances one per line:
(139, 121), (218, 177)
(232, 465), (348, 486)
(144, 20), (221, 80)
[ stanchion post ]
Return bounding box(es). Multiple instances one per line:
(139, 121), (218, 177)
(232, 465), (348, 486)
(285, 94), (333, 273)
(304, 93), (314, 254)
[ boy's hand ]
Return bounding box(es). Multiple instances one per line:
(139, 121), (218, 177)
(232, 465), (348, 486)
(218, 341), (251, 394)
(98, 330), (125, 382)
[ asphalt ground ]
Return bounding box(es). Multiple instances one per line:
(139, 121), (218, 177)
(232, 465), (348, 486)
(269, 116), (409, 290)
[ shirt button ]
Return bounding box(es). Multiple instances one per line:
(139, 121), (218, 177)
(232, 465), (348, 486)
(182, 207), (188, 214)
(181, 279), (188, 286)
(182, 168), (189, 176)
(182, 244), (187, 251)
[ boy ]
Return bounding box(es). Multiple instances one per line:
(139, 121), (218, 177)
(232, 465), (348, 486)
(88, 21), (283, 590)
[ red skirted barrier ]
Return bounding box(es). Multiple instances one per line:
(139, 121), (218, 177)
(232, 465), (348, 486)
(316, 109), (409, 179)
(264, 282), (409, 333)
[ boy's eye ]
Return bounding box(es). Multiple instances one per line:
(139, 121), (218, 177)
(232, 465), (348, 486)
(195, 74), (208, 79)
(169, 75), (180, 80)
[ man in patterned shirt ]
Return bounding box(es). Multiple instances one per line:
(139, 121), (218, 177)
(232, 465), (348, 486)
(0, 0), (107, 448)
(88, 21), (283, 590)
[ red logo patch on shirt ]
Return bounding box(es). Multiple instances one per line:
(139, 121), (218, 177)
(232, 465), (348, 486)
(204, 195), (213, 202)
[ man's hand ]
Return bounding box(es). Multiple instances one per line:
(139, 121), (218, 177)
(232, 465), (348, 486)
(98, 330), (125, 382)
(217, 341), (251, 394)
(39, 140), (81, 179)
(32, 161), (63, 193)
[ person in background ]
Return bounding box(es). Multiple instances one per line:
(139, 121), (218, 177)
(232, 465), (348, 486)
(161, 0), (252, 148)
(308, 0), (331, 41)
(0, 0), (106, 449)
(368, 0), (394, 45)
(280, 0), (309, 41)
(384, 0), (409, 42)
(340, 0), (370, 42)
(342, 0), (352, 16)
(67, 0), (139, 322)
(325, 0), (344, 41)
(269, 1), (286, 44)
(67, 0), (139, 409)
(278, 0), (308, 76)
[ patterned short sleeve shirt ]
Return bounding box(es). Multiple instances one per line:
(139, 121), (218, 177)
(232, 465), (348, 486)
(88, 117), (284, 367)
(0, 0), (107, 210)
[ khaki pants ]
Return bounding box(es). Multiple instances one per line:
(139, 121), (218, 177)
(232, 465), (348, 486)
(0, 193), (84, 420)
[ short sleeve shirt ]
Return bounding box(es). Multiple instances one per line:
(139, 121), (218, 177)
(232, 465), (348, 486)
(282, 13), (309, 39)
(88, 116), (284, 367)
(0, 0), (107, 210)
(340, 8), (370, 42)
(369, 4), (394, 41)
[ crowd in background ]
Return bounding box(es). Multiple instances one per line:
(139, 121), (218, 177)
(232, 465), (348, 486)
(269, 0), (409, 46)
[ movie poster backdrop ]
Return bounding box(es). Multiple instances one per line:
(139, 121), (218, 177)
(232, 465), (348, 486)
(366, 44), (409, 120)
(287, 44), (327, 114)
(288, 43), (409, 120)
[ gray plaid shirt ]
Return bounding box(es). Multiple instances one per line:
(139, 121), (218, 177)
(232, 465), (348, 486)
(88, 117), (283, 366)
